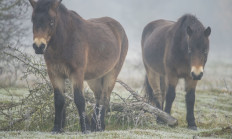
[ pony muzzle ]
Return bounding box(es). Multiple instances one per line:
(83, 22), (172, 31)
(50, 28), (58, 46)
(32, 38), (48, 54)
(191, 66), (204, 80)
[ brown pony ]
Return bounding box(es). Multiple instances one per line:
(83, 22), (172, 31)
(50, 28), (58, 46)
(29, 0), (128, 133)
(142, 14), (211, 130)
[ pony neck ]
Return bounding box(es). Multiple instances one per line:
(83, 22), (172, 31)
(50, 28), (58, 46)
(173, 25), (188, 52)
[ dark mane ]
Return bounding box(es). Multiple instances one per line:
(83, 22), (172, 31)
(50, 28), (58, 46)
(34, 0), (68, 14)
(32, 0), (69, 27)
(175, 14), (205, 34)
(173, 14), (205, 47)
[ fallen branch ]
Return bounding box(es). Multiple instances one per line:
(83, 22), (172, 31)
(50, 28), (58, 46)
(116, 79), (178, 126)
(116, 80), (144, 101)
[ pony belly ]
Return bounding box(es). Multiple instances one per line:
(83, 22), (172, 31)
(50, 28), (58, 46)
(84, 64), (116, 80)
(84, 50), (120, 80)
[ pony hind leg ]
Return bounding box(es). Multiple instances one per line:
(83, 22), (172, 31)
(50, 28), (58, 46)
(87, 78), (105, 132)
(87, 70), (118, 132)
(160, 75), (167, 109)
(146, 71), (163, 109)
(88, 37), (127, 132)
(146, 71), (168, 124)
(71, 73), (91, 133)
(87, 33), (127, 131)
(145, 75), (155, 105)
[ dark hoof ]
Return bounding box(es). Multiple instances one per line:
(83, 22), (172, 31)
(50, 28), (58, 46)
(81, 124), (91, 134)
(82, 130), (91, 134)
(188, 126), (197, 130)
(91, 118), (105, 132)
(91, 123), (105, 132)
(91, 128), (104, 132)
(51, 128), (64, 134)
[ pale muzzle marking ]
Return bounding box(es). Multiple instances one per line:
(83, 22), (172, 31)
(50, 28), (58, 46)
(191, 66), (203, 76)
(34, 38), (47, 46)
(34, 38), (48, 53)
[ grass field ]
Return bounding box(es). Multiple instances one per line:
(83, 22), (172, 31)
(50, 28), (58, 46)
(0, 60), (232, 138)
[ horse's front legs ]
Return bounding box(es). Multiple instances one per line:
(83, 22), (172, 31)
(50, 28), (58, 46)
(52, 88), (66, 133)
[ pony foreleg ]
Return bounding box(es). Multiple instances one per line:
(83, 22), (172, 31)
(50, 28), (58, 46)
(48, 72), (66, 133)
(185, 78), (197, 130)
(164, 74), (178, 114)
(52, 88), (65, 133)
(185, 89), (197, 130)
(164, 85), (176, 114)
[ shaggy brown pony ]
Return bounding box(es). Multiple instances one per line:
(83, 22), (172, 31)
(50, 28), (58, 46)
(142, 14), (211, 130)
(29, 0), (128, 133)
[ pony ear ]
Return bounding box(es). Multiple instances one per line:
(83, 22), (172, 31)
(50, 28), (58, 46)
(54, 0), (62, 10)
(29, 0), (36, 8)
(187, 26), (193, 36)
(204, 27), (211, 37)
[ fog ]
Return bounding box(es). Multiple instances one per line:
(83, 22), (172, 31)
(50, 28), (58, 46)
(25, 0), (232, 84)
(59, 0), (232, 63)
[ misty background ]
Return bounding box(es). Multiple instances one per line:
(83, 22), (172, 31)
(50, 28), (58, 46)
(24, 0), (232, 87)
(24, 0), (232, 61)
(63, 0), (232, 61)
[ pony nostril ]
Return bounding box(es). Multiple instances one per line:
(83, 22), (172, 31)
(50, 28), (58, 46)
(191, 72), (195, 78)
(33, 43), (37, 49)
(200, 72), (203, 77)
(33, 43), (46, 54)
(40, 43), (45, 50)
(191, 72), (203, 80)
